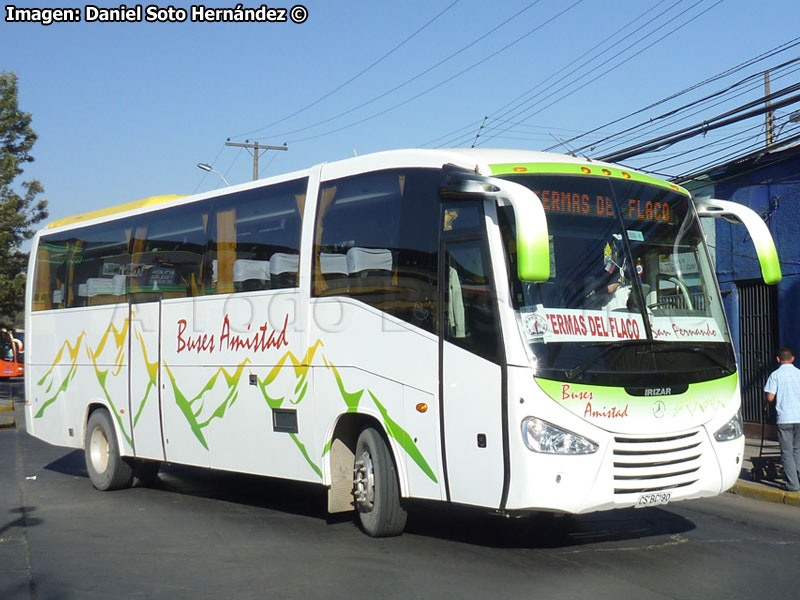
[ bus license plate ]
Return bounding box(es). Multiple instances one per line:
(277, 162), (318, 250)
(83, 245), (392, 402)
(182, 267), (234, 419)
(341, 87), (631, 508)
(636, 492), (671, 508)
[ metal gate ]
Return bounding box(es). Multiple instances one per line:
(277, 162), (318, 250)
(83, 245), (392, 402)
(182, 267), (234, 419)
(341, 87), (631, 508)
(737, 280), (779, 423)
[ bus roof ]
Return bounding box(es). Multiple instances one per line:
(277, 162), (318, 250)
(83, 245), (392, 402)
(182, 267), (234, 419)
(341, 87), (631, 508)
(39, 149), (686, 234)
(46, 194), (186, 230)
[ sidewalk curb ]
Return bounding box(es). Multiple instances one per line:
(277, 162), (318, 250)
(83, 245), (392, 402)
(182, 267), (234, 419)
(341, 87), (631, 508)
(730, 480), (800, 507)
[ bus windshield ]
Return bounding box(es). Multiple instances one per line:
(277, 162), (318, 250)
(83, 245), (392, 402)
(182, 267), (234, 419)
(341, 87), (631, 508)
(0, 334), (13, 362)
(498, 173), (735, 387)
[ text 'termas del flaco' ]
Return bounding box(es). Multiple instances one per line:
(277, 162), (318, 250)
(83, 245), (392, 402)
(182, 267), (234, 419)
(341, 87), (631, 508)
(4, 4), (310, 25)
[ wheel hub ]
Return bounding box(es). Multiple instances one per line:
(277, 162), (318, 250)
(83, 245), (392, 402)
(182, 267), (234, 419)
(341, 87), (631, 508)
(353, 450), (375, 510)
(89, 426), (110, 474)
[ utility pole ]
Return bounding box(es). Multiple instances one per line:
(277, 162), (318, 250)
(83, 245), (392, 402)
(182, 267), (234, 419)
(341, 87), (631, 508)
(765, 71), (776, 148)
(225, 139), (288, 180)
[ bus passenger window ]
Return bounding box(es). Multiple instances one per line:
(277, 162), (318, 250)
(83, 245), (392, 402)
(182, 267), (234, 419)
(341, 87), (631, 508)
(32, 238), (69, 311)
(312, 168), (439, 333)
(131, 202), (209, 299)
(204, 178), (305, 294)
(34, 219), (134, 308)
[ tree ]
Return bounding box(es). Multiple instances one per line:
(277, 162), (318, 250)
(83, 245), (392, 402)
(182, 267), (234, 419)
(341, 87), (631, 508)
(0, 71), (48, 328)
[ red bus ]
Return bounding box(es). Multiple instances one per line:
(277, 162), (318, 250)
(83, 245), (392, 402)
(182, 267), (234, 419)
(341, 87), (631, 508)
(1, 329), (24, 378)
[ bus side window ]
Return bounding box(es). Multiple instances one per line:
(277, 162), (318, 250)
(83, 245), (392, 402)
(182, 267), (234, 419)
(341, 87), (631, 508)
(443, 238), (501, 363)
(131, 201), (210, 299)
(312, 168), (439, 333)
(0, 335), (12, 361)
(204, 178), (306, 294)
(35, 220), (134, 308)
(33, 238), (69, 311)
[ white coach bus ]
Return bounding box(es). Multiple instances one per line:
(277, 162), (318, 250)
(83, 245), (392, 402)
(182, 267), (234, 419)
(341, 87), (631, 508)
(24, 149), (781, 536)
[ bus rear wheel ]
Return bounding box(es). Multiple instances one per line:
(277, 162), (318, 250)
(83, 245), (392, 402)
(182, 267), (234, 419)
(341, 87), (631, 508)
(85, 408), (134, 491)
(353, 426), (407, 537)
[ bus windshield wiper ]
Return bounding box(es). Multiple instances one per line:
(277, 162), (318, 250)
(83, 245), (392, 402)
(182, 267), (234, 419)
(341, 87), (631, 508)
(645, 344), (734, 374)
(566, 341), (641, 380)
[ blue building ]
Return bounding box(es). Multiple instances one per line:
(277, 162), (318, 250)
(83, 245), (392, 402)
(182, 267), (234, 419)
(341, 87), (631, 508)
(687, 145), (800, 423)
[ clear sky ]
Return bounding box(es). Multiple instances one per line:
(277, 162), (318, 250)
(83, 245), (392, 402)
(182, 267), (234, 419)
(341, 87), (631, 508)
(3, 0), (799, 228)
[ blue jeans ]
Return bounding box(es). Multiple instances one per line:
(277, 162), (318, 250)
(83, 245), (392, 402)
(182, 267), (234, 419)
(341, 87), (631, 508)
(777, 423), (800, 490)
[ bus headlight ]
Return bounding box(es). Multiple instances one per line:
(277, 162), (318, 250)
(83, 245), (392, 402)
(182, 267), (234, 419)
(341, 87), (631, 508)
(521, 417), (598, 455)
(714, 412), (743, 442)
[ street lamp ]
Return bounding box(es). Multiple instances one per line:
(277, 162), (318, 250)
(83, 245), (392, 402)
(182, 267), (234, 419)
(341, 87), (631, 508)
(196, 163), (230, 186)
(775, 110), (800, 142)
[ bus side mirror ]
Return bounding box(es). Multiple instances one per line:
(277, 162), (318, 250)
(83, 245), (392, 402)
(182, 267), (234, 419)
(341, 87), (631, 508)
(439, 167), (550, 282)
(695, 197), (782, 285)
(495, 180), (550, 282)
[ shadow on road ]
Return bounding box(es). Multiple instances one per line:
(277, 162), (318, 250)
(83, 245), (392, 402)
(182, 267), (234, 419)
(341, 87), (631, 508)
(43, 449), (696, 549)
(43, 449), (87, 478)
(404, 500), (696, 549)
(0, 506), (43, 537)
(44, 450), (334, 521)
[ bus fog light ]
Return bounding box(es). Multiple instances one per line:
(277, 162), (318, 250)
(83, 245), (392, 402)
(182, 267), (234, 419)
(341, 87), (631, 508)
(522, 417), (598, 455)
(714, 412), (743, 442)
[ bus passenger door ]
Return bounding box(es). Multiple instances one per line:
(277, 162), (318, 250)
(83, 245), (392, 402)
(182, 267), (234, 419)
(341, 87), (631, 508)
(440, 202), (505, 508)
(129, 301), (165, 460)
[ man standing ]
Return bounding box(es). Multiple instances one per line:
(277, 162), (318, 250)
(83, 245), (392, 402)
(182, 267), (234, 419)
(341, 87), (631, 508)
(764, 347), (800, 492)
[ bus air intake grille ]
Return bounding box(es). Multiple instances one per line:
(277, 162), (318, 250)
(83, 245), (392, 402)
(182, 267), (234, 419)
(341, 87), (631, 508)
(612, 430), (704, 496)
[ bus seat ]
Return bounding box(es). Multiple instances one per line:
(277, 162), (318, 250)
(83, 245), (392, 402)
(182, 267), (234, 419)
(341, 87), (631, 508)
(346, 247), (392, 275)
(320, 253), (348, 292)
(234, 259), (270, 291)
(86, 275), (126, 297)
(84, 275), (127, 305)
(346, 247), (393, 294)
(269, 253), (299, 288)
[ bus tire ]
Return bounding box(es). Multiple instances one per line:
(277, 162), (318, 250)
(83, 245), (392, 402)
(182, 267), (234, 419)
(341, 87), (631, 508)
(84, 408), (134, 491)
(353, 426), (407, 537)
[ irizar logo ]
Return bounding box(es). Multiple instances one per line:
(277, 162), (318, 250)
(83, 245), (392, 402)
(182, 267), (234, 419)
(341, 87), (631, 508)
(644, 388), (672, 396)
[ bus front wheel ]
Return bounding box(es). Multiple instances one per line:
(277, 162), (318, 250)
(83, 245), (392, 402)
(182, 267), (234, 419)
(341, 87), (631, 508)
(353, 426), (407, 537)
(85, 408), (134, 491)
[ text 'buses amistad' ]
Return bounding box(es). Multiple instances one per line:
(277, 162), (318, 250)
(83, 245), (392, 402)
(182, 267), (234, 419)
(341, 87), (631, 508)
(25, 149), (781, 536)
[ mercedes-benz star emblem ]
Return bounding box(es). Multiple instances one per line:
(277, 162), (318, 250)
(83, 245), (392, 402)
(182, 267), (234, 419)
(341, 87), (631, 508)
(652, 400), (666, 419)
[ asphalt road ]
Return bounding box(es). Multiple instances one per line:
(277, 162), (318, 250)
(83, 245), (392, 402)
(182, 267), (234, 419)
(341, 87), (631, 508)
(2, 394), (800, 600)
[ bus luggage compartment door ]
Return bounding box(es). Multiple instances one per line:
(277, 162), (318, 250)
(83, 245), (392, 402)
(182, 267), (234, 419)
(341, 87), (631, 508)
(129, 301), (165, 460)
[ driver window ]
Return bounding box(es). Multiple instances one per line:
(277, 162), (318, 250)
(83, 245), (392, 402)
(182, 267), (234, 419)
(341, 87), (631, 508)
(443, 237), (501, 363)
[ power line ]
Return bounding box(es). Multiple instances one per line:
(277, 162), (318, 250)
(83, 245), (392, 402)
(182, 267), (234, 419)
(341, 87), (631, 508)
(232, 0), (463, 139)
(479, 0), (724, 146)
(193, 143), (226, 193)
(640, 123), (767, 171)
(640, 123), (765, 166)
(676, 129), (800, 181)
(597, 82), (800, 162)
(555, 37), (800, 153)
(285, 0), (585, 144)
(635, 114), (800, 173)
(419, 118), (485, 148)
(479, 0), (690, 144)
(224, 140), (288, 180)
(261, 1), (547, 141)
(671, 130), (800, 184)
(586, 57), (800, 157)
